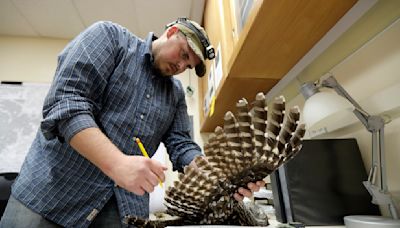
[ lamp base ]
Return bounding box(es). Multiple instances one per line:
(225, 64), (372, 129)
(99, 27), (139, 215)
(344, 215), (400, 228)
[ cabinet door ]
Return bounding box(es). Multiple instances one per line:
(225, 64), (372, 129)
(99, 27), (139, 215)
(199, 0), (236, 124)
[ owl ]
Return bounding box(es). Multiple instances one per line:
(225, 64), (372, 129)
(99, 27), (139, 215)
(125, 92), (305, 227)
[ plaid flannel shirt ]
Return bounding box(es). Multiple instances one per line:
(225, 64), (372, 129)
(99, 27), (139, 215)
(12, 21), (201, 227)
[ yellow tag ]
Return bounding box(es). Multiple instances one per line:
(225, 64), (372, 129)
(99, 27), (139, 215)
(209, 96), (216, 117)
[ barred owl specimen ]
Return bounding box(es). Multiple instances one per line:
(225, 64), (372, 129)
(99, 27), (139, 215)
(125, 93), (306, 227)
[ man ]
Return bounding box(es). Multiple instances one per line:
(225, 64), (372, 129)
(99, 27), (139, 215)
(0, 19), (264, 227)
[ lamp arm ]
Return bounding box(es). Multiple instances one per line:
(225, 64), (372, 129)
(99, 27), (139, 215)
(320, 76), (371, 128)
(320, 75), (399, 219)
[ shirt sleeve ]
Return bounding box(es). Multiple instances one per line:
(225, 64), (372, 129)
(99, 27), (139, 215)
(40, 21), (122, 142)
(162, 80), (203, 172)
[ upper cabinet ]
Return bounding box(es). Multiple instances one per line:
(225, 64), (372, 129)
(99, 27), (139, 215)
(198, 0), (358, 132)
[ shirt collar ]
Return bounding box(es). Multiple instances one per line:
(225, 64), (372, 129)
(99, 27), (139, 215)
(144, 32), (171, 80)
(144, 32), (158, 63)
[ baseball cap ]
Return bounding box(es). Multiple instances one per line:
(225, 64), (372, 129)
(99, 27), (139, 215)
(166, 18), (214, 77)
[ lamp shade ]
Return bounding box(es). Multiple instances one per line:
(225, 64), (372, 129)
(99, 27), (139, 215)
(303, 91), (354, 131)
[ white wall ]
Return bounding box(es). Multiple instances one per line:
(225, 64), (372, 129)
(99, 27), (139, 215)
(0, 36), (68, 82)
(175, 70), (204, 148)
(288, 18), (400, 216)
(163, 70), (204, 188)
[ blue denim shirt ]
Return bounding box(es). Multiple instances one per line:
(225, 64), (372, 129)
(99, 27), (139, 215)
(11, 21), (202, 227)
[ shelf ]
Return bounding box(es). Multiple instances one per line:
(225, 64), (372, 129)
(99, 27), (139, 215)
(199, 0), (357, 133)
(228, 0), (358, 79)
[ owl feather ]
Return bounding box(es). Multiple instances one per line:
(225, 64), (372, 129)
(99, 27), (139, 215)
(125, 93), (306, 227)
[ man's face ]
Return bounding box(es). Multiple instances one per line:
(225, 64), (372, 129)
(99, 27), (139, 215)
(154, 28), (201, 77)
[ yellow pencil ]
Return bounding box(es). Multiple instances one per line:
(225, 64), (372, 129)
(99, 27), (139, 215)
(134, 137), (163, 188)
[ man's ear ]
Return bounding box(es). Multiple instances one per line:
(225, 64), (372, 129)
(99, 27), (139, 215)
(166, 26), (179, 38)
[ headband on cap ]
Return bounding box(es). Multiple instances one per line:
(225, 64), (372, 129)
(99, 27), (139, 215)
(166, 18), (215, 77)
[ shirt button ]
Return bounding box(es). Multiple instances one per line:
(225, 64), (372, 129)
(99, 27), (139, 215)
(146, 94), (151, 99)
(140, 114), (144, 119)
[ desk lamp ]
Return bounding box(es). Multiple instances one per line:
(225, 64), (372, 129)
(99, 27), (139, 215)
(300, 74), (400, 227)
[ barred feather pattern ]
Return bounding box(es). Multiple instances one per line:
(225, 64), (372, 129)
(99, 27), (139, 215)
(125, 93), (305, 227)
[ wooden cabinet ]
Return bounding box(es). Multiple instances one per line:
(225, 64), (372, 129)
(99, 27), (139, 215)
(199, 0), (357, 132)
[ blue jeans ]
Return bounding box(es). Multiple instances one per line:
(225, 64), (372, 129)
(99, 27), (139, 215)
(0, 195), (122, 228)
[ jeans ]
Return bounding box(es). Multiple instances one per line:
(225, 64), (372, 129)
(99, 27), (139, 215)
(0, 195), (122, 228)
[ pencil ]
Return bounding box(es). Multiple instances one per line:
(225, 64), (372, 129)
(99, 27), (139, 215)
(133, 137), (163, 188)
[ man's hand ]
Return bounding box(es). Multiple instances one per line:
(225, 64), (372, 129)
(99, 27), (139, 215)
(188, 157), (266, 201)
(233, 180), (265, 201)
(110, 155), (167, 195)
(69, 128), (167, 196)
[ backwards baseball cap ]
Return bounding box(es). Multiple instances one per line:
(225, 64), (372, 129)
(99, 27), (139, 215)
(166, 18), (215, 77)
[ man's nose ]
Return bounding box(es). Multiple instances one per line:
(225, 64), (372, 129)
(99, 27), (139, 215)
(177, 60), (186, 71)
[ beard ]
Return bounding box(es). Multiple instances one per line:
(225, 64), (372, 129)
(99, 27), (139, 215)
(153, 61), (173, 77)
(152, 56), (173, 77)
(152, 64), (173, 77)
(152, 66), (171, 77)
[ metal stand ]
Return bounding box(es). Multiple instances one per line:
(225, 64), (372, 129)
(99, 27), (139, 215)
(318, 76), (400, 226)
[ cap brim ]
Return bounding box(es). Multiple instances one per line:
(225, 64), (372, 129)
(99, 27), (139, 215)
(195, 62), (206, 77)
(184, 34), (206, 77)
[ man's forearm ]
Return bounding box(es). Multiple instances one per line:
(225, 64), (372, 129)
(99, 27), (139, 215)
(69, 127), (125, 178)
(69, 127), (168, 195)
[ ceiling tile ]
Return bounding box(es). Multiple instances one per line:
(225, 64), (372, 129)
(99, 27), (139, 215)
(73, 0), (141, 37)
(0, 0), (37, 37)
(134, 0), (193, 37)
(0, 0), (205, 39)
(12, 0), (85, 39)
(190, 0), (205, 25)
